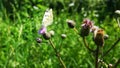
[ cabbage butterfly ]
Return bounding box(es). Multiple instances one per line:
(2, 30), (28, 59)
(42, 9), (53, 27)
(39, 9), (53, 34)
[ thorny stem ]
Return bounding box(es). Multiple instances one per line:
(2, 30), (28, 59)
(95, 45), (99, 68)
(102, 38), (120, 58)
(114, 58), (120, 68)
(49, 39), (66, 68)
(82, 37), (95, 52)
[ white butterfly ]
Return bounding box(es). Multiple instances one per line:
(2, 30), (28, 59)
(42, 9), (53, 27)
(39, 9), (53, 34)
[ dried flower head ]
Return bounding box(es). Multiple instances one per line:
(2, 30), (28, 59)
(94, 29), (104, 46)
(66, 19), (76, 28)
(80, 19), (94, 37)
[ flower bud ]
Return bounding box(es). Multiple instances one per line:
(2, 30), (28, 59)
(104, 34), (109, 40)
(66, 19), (76, 28)
(115, 10), (120, 15)
(80, 26), (90, 37)
(49, 30), (55, 37)
(94, 29), (104, 46)
(43, 32), (51, 40)
(108, 64), (113, 68)
(36, 38), (42, 43)
(61, 34), (67, 39)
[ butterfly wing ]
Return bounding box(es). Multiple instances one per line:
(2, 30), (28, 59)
(42, 9), (53, 27)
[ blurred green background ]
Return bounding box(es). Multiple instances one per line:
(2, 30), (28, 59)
(0, 0), (120, 68)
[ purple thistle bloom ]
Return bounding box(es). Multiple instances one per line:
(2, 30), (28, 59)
(80, 19), (94, 37)
(82, 19), (93, 29)
(38, 26), (46, 34)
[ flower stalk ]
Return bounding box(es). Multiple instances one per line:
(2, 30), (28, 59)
(49, 39), (66, 68)
(73, 28), (78, 34)
(82, 37), (95, 52)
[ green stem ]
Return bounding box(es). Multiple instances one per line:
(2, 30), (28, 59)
(49, 39), (66, 68)
(73, 28), (78, 34)
(102, 38), (120, 58)
(83, 37), (95, 52)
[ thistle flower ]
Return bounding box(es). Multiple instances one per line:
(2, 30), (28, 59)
(80, 19), (94, 37)
(93, 29), (104, 46)
(38, 26), (46, 34)
(66, 19), (76, 28)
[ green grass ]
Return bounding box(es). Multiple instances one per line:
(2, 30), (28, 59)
(0, 7), (120, 68)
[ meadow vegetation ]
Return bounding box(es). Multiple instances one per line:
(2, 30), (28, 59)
(0, 0), (120, 68)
